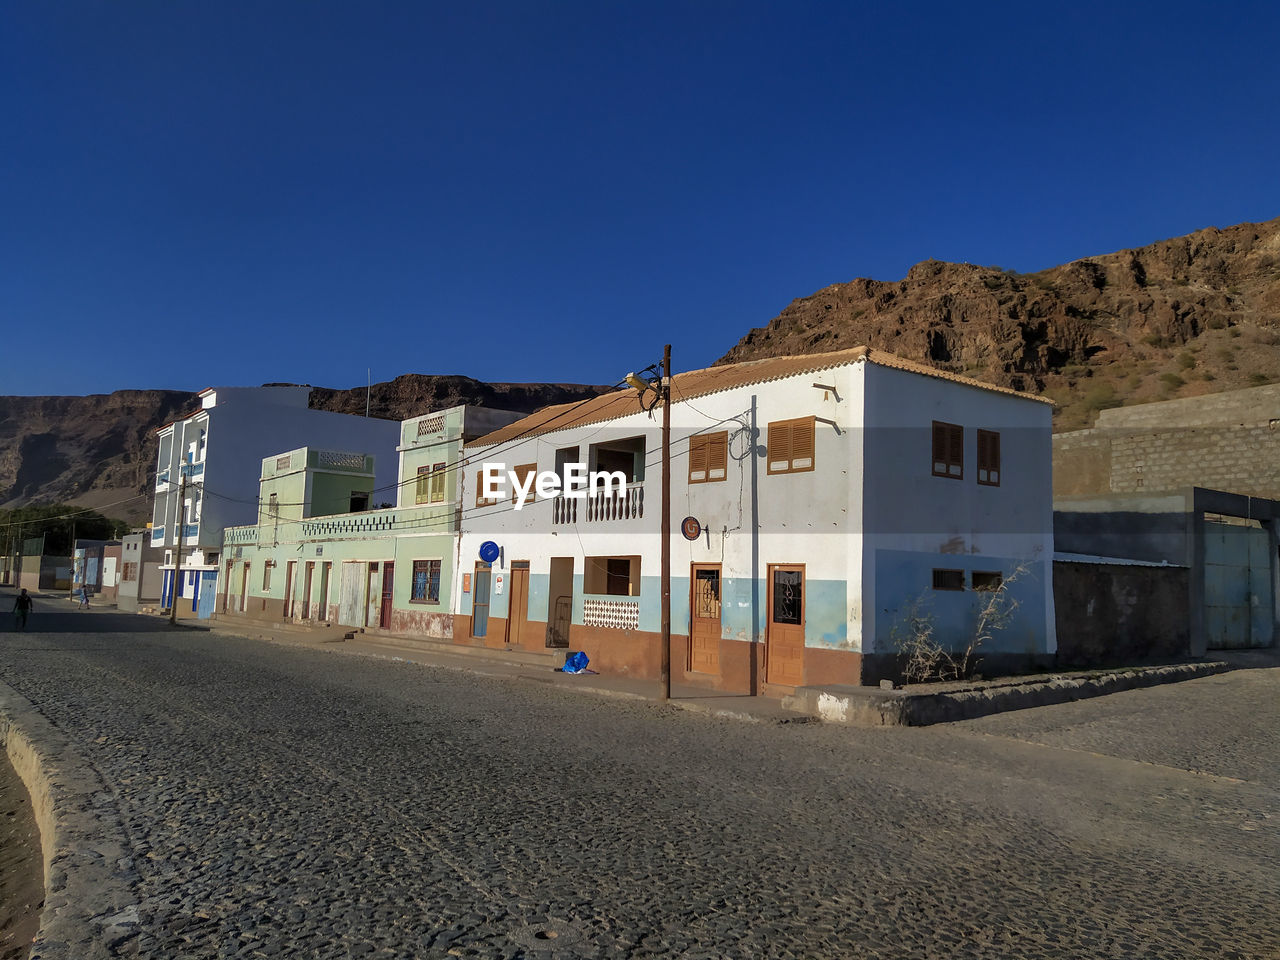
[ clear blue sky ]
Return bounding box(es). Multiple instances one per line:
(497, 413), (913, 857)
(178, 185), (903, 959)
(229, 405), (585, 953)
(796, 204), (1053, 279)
(3, 1), (1277, 396)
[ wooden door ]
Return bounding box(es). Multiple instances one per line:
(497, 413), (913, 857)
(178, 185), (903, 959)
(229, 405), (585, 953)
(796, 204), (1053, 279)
(224, 560), (234, 613)
(302, 562), (314, 619)
(379, 561), (394, 630)
(239, 562), (249, 613)
(471, 563), (491, 638)
(284, 561), (296, 618)
(318, 563), (331, 622)
(766, 565), (805, 686)
(689, 564), (722, 674)
(505, 563), (531, 648)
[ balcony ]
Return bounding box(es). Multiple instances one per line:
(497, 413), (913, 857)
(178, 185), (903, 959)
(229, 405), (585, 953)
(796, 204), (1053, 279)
(180, 462), (205, 479)
(552, 482), (645, 524)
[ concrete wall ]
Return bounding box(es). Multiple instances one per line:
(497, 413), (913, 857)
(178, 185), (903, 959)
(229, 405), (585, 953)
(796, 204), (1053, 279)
(1054, 383), (1280, 500)
(1053, 561), (1191, 665)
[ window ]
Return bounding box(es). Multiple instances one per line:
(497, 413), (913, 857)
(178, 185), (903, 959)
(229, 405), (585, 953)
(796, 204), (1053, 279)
(430, 463), (447, 503)
(510, 463), (536, 503)
(767, 417), (815, 474)
(349, 492), (369, 512)
(475, 471), (500, 507)
(584, 556), (640, 596)
(416, 466), (431, 504)
(972, 571), (1003, 592)
(977, 429), (1000, 486)
(932, 421), (963, 479)
(417, 464), (448, 504)
(932, 569), (965, 591)
(262, 561), (273, 591)
(122, 562), (138, 582)
(689, 432), (728, 483)
(411, 560), (442, 603)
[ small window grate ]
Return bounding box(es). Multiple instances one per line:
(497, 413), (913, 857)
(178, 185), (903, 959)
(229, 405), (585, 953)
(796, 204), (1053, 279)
(416, 415), (446, 438)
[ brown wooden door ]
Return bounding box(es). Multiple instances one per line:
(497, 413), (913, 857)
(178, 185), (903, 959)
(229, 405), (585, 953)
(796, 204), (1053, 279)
(239, 562), (249, 613)
(766, 565), (805, 686)
(379, 561), (394, 630)
(689, 564), (721, 674)
(284, 561), (296, 618)
(505, 563), (531, 648)
(224, 560), (234, 613)
(302, 562), (314, 619)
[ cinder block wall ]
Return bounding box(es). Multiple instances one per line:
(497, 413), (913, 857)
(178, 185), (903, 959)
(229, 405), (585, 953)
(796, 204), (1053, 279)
(1054, 383), (1280, 499)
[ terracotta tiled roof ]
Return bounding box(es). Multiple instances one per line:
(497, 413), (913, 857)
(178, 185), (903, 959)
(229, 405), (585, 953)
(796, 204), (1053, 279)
(469, 346), (1051, 447)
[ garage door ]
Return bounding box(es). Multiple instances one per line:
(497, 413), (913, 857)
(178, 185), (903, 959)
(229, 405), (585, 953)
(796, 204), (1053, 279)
(1204, 516), (1274, 649)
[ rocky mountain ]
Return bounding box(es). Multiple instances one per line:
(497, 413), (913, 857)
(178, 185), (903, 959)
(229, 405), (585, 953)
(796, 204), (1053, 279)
(0, 378), (613, 524)
(719, 216), (1280, 429)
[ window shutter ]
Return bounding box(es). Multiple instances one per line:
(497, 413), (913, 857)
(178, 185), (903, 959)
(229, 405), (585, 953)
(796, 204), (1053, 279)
(791, 419), (815, 470)
(948, 424), (963, 477)
(708, 433), (728, 480)
(430, 463), (446, 502)
(689, 435), (708, 482)
(768, 422), (792, 473)
(416, 466), (431, 504)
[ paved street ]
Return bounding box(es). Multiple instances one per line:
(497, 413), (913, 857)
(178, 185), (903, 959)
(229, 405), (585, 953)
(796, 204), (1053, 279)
(1, 592), (1277, 959)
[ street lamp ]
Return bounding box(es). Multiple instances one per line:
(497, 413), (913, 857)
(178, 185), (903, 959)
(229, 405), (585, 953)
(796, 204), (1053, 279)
(627, 345), (672, 701)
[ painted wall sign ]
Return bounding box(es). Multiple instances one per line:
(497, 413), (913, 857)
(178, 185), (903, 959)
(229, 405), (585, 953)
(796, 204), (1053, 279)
(462, 574), (472, 593)
(681, 516), (702, 541)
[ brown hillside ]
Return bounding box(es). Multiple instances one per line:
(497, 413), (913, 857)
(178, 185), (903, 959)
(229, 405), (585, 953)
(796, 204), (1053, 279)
(718, 216), (1280, 429)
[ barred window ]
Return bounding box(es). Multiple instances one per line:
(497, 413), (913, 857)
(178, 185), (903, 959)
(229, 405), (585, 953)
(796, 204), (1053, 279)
(411, 560), (442, 603)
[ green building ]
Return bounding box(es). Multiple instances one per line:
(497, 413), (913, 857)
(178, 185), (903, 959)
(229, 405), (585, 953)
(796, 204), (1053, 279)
(218, 405), (521, 639)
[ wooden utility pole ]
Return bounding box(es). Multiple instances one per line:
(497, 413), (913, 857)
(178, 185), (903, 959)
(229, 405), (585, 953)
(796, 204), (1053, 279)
(660, 343), (672, 701)
(169, 470), (188, 626)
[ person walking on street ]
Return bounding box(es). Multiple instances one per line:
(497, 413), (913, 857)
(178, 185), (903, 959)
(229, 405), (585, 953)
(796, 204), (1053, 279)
(78, 584), (90, 609)
(13, 589), (33, 630)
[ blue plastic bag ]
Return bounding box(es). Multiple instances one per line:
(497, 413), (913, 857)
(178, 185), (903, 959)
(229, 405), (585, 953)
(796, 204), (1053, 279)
(562, 651), (590, 674)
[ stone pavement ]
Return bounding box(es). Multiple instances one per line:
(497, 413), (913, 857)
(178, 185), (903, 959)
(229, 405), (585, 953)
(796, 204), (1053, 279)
(0, 588), (1277, 959)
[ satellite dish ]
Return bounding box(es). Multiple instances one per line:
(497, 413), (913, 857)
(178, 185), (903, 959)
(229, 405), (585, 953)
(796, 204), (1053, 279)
(479, 541), (500, 563)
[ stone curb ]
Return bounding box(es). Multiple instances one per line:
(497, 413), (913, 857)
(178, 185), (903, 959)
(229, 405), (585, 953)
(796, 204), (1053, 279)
(0, 680), (140, 959)
(784, 661), (1230, 726)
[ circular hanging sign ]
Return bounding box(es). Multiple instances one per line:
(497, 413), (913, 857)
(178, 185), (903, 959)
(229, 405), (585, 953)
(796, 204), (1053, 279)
(681, 516), (702, 541)
(478, 540), (500, 563)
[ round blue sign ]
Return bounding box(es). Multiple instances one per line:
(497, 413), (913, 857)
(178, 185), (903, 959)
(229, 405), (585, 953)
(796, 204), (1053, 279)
(479, 540), (500, 563)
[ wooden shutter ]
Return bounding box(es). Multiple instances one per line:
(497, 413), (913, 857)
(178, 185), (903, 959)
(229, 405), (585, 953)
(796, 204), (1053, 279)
(416, 466), (431, 504)
(767, 421), (792, 474)
(429, 462), (446, 502)
(511, 463), (536, 503)
(707, 432), (728, 480)
(689, 435), (709, 483)
(978, 429), (1000, 486)
(933, 421), (963, 478)
(791, 419), (814, 470)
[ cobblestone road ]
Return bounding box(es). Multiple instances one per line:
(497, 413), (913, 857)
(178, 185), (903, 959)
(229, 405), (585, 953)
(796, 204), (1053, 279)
(1, 597), (1276, 958)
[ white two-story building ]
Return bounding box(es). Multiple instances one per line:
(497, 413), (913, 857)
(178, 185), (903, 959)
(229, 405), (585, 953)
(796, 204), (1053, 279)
(449, 347), (1056, 691)
(152, 385), (401, 615)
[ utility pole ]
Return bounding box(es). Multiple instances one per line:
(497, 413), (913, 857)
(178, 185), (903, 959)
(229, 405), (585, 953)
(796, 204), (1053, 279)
(169, 469), (188, 626)
(660, 343), (672, 701)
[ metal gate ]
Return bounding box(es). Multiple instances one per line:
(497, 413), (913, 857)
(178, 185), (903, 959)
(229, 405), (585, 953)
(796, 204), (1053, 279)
(1205, 516), (1275, 649)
